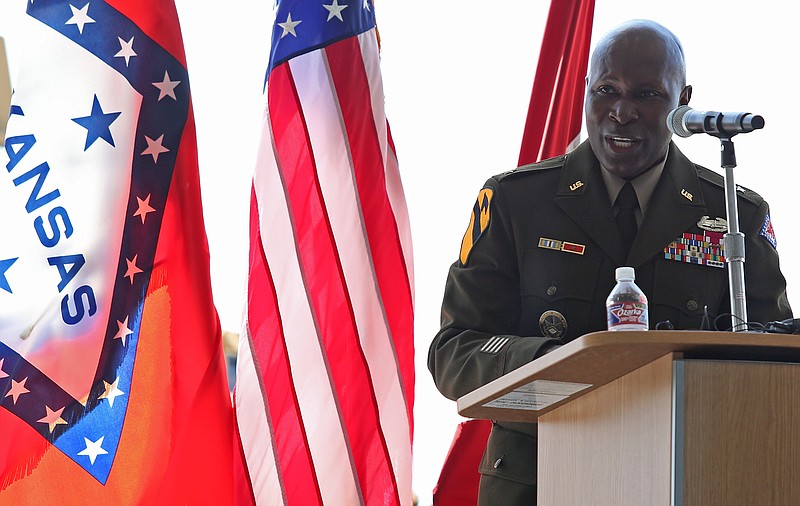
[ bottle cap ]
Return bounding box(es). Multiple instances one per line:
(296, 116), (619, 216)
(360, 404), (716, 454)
(615, 266), (635, 281)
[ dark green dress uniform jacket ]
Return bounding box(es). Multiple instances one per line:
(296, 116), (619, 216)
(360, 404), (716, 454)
(428, 140), (793, 502)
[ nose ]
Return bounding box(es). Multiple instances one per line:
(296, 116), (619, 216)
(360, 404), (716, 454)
(609, 98), (638, 124)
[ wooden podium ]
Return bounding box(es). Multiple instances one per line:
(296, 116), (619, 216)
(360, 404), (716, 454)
(457, 331), (800, 506)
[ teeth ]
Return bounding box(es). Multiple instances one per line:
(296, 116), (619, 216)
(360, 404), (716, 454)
(610, 137), (635, 147)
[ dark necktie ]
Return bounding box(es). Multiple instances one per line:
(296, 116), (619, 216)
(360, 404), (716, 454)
(615, 181), (639, 254)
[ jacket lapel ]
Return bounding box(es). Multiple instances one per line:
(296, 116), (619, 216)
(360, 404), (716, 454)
(554, 142), (628, 263)
(554, 141), (708, 267)
(628, 142), (707, 268)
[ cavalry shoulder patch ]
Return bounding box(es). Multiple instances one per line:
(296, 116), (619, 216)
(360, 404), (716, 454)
(459, 188), (494, 265)
(664, 232), (725, 268)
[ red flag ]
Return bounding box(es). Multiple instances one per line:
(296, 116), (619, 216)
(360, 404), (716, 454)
(433, 1), (594, 504)
(233, 2), (415, 505)
(518, 0), (596, 166)
(0, 1), (245, 503)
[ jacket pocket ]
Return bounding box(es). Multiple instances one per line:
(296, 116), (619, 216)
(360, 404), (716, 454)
(651, 258), (728, 328)
(520, 247), (602, 339)
(479, 423), (538, 485)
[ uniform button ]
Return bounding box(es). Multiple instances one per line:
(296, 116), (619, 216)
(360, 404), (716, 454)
(687, 299), (698, 312)
(493, 456), (504, 469)
(546, 285), (557, 296)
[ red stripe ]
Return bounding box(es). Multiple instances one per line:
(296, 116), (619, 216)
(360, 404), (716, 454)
(268, 61), (399, 505)
(247, 185), (323, 505)
(325, 34), (415, 430)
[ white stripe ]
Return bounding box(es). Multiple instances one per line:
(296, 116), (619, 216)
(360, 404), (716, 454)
(358, 30), (415, 298)
(235, 319), (285, 506)
(252, 103), (361, 506)
(292, 46), (412, 505)
(481, 336), (509, 354)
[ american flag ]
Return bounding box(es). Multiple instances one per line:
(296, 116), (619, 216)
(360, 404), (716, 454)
(234, 1), (415, 505)
(0, 1), (244, 502)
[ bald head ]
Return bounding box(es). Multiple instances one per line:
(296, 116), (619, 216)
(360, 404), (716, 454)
(589, 19), (686, 90)
(584, 19), (692, 180)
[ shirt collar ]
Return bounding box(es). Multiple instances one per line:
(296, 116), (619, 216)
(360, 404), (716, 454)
(601, 155), (667, 215)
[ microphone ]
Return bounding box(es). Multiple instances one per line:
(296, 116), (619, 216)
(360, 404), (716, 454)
(667, 105), (765, 138)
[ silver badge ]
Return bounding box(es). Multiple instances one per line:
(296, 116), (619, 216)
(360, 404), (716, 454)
(539, 310), (567, 339)
(697, 216), (728, 233)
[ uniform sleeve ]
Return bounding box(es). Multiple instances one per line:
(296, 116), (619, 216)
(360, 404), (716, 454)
(428, 178), (559, 401)
(740, 199), (793, 324)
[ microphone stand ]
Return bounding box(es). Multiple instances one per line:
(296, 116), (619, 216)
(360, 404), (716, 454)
(718, 137), (748, 331)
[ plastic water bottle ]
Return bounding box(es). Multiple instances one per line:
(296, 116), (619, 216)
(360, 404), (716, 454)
(606, 266), (649, 331)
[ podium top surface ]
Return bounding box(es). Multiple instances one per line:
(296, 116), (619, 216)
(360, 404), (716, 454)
(457, 330), (800, 422)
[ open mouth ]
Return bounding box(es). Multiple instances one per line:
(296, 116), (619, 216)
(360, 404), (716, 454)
(606, 136), (639, 152)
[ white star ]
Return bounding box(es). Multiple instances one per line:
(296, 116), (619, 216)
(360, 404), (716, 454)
(324, 0), (348, 22)
(77, 436), (108, 465)
(66, 3), (95, 34)
(113, 316), (134, 345)
(152, 70), (180, 101)
(0, 358), (8, 379)
(124, 255), (143, 284)
(115, 36), (137, 67)
(141, 134), (169, 163)
(38, 406), (69, 434)
(98, 377), (125, 408)
(133, 194), (156, 224)
(363, 0), (371, 11)
(278, 13), (302, 38)
(5, 377), (29, 404)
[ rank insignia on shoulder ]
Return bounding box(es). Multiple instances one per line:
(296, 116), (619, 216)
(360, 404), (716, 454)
(538, 237), (586, 255)
(664, 232), (725, 268)
(697, 216), (728, 233)
(459, 188), (494, 265)
(759, 212), (777, 249)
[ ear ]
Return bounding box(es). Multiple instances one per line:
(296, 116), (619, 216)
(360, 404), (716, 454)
(680, 85), (692, 105)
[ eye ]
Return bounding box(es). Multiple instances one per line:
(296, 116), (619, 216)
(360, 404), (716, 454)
(596, 85), (616, 95)
(638, 90), (661, 99)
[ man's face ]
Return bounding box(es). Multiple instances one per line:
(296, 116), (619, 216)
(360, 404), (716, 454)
(584, 34), (689, 179)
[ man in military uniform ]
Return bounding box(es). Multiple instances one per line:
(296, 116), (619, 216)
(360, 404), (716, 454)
(428, 19), (793, 505)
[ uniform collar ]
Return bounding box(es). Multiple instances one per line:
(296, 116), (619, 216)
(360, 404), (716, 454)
(600, 156), (666, 218)
(555, 140), (707, 266)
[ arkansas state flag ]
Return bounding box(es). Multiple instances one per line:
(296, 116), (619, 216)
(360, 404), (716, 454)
(0, 1), (245, 503)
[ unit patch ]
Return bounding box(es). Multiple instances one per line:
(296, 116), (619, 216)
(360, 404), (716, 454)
(759, 212), (777, 249)
(459, 188), (494, 265)
(664, 232), (725, 268)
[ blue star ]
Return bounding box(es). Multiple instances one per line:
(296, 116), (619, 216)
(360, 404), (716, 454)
(0, 257), (18, 293)
(72, 95), (122, 150)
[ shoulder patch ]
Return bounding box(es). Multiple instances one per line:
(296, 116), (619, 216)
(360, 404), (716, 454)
(759, 212), (778, 249)
(460, 187), (494, 265)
